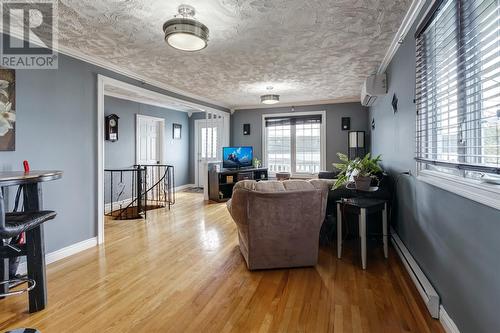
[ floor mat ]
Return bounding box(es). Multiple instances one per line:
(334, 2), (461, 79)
(183, 187), (203, 193)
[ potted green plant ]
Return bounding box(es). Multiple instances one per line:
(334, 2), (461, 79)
(333, 153), (382, 190)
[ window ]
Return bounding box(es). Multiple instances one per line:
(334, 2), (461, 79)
(201, 127), (217, 159)
(263, 112), (325, 176)
(416, 0), (500, 181)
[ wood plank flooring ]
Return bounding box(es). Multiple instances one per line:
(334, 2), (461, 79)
(0, 192), (444, 332)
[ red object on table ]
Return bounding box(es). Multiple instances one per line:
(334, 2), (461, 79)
(23, 160), (30, 173)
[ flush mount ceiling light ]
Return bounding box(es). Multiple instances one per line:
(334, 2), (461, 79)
(163, 5), (209, 52)
(261, 87), (280, 105)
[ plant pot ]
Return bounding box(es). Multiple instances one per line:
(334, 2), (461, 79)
(354, 175), (372, 191)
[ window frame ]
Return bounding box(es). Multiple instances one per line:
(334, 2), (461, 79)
(415, 0), (500, 210)
(262, 111), (326, 178)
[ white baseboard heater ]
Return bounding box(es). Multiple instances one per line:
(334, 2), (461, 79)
(391, 227), (440, 318)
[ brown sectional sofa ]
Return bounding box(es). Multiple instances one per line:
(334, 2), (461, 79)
(226, 179), (331, 270)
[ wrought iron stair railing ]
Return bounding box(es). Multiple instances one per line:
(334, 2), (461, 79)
(105, 165), (175, 220)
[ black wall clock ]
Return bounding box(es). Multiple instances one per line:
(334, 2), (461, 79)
(105, 114), (119, 142)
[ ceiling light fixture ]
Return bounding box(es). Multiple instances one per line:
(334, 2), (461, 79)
(261, 87), (280, 105)
(163, 5), (209, 52)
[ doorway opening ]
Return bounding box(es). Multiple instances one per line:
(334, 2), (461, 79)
(193, 113), (230, 199)
(97, 75), (229, 244)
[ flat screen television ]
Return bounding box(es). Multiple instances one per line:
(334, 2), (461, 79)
(223, 146), (253, 169)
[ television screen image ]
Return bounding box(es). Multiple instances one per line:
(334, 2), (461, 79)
(223, 146), (253, 169)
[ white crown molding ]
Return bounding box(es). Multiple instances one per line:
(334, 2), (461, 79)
(2, 26), (230, 110)
(101, 75), (227, 115)
(234, 97), (360, 110)
(377, 0), (427, 74)
(104, 91), (190, 112)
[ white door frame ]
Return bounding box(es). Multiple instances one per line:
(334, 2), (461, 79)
(97, 75), (227, 244)
(194, 119), (203, 188)
(135, 114), (165, 165)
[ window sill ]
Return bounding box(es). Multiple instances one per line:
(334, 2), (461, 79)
(417, 170), (500, 211)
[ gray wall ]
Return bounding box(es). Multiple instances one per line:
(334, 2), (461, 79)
(104, 96), (190, 203)
(0, 41), (226, 253)
(369, 6), (500, 332)
(231, 103), (369, 170)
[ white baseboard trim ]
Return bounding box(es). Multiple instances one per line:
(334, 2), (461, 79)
(104, 184), (193, 213)
(440, 305), (461, 333)
(104, 198), (133, 214)
(16, 237), (98, 275)
(175, 184), (195, 192)
(391, 227), (440, 318)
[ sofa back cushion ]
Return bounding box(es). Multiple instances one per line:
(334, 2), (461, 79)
(282, 180), (315, 191)
(233, 180), (256, 191)
(254, 180), (286, 193)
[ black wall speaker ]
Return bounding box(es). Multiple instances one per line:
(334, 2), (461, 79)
(243, 123), (251, 135)
(341, 117), (350, 131)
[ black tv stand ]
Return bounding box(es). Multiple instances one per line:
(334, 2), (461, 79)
(208, 167), (268, 202)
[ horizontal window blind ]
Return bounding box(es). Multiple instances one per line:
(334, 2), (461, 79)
(416, 0), (500, 176)
(265, 115), (322, 127)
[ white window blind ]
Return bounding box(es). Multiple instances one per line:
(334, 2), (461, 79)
(264, 114), (323, 175)
(416, 0), (500, 177)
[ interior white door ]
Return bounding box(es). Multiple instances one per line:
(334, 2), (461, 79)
(137, 115), (163, 165)
(136, 115), (164, 201)
(195, 120), (220, 188)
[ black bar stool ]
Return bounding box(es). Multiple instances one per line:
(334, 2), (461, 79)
(0, 188), (56, 304)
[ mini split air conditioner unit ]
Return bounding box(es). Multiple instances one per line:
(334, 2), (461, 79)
(361, 73), (387, 106)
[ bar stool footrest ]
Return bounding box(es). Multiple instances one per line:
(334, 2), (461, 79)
(0, 278), (36, 297)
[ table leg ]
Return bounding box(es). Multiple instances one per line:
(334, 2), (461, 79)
(359, 208), (367, 270)
(336, 203), (342, 259)
(383, 203), (388, 259)
(23, 183), (47, 313)
(0, 189), (8, 298)
(0, 254), (8, 298)
(26, 225), (47, 312)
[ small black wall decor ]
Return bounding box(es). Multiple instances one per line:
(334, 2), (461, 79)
(341, 117), (350, 131)
(371, 118), (376, 130)
(173, 123), (182, 139)
(243, 123), (250, 135)
(392, 93), (398, 113)
(105, 114), (119, 142)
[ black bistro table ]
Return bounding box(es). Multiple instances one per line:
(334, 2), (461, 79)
(0, 170), (62, 312)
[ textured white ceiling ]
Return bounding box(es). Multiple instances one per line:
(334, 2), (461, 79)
(57, 0), (411, 108)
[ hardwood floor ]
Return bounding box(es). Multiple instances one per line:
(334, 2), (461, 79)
(0, 192), (444, 332)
